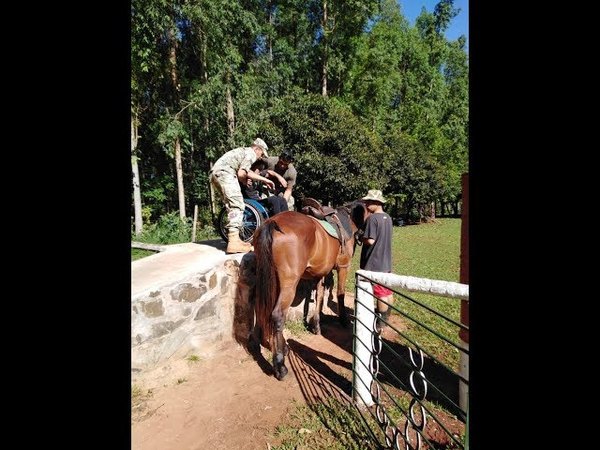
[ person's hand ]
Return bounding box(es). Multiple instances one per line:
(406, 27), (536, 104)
(264, 179), (275, 190)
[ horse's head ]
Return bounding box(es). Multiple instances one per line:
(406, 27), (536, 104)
(349, 200), (367, 231)
(338, 200), (367, 254)
(338, 200), (366, 229)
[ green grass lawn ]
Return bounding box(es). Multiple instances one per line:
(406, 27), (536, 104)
(131, 248), (156, 261)
(347, 218), (461, 291)
(347, 218), (464, 370)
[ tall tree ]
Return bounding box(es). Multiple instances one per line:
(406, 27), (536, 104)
(307, 0), (377, 97)
(263, 93), (385, 205)
(167, 21), (187, 219)
(131, 0), (172, 230)
(131, 113), (143, 235)
(344, 0), (408, 131)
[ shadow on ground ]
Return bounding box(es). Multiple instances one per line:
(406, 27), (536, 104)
(195, 239), (227, 251)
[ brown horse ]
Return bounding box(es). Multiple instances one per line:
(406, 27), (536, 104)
(250, 201), (366, 380)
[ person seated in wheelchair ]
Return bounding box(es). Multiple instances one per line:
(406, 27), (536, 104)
(241, 159), (289, 216)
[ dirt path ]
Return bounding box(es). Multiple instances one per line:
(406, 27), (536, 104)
(132, 309), (464, 450)
(131, 313), (358, 450)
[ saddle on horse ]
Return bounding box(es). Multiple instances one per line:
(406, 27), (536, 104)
(301, 198), (350, 253)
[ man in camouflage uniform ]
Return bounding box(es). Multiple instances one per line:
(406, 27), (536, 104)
(210, 138), (275, 253)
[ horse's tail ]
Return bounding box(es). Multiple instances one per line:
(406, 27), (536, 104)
(253, 220), (283, 345)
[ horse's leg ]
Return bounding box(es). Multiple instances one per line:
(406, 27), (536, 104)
(271, 287), (295, 380)
(248, 323), (262, 353)
(336, 267), (350, 327)
(308, 277), (325, 335)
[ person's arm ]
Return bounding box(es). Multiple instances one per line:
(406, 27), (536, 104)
(362, 236), (375, 246)
(265, 170), (287, 189)
(282, 184), (293, 201)
(246, 169), (275, 190)
(283, 169), (296, 202)
(361, 214), (375, 245)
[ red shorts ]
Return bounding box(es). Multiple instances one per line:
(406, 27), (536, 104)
(373, 284), (393, 298)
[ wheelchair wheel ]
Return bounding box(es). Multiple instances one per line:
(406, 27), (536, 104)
(217, 200), (267, 243)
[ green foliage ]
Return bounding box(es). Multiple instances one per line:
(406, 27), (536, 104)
(141, 174), (176, 220)
(264, 93), (385, 205)
(381, 129), (444, 219)
(141, 206), (153, 226)
(131, 0), (468, 223)
(136, 212), (193, 245)
(131, 249), (156, 261)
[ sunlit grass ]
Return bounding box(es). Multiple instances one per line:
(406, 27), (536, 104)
(269, 398), (379, 450)
(285, 319), (309, 337)
(132, 248), (156, 261)
(348, 219), (463, 369)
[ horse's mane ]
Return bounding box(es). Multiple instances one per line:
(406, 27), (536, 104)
(338, 200), (366, 231)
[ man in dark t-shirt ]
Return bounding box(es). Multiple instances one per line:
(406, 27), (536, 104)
(262, 149), (297, 211)
(359, 189), (393, 330)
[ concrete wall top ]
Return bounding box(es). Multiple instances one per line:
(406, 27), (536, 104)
(132, 242), (244, 298)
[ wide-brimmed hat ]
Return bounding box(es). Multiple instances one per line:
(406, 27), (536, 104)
(362, 189), (387, 203)
(253, 138), (269, 157)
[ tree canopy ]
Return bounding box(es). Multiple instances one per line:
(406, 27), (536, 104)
(131, 0), (468, 227)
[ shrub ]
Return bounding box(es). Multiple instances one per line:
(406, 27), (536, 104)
(136, 212), (193, 244)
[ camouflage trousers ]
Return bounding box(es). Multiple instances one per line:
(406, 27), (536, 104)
(210, 170), (244, 231)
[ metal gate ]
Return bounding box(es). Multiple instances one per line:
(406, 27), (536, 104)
(352, 270), (469, 449)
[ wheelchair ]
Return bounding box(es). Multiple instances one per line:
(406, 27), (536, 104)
(216, 198), (270, 243)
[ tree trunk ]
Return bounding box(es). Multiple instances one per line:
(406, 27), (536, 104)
(201, 32), (208, 83)
(430, 201), (436, 220)
(226, 79), (235, 138)
(321, 0), (328, 97)
(268, 3), (273, 69)
(169, 27), (186, 219)
(131, 113), (143, 235)
(175, 137), (186, 219)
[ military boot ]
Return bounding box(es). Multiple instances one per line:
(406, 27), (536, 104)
(226, 230), (253, 254)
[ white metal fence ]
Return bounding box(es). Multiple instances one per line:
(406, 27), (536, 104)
(352, 270), (469, 449)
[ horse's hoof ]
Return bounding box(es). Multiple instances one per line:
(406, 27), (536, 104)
(307, 318), (320, 335)
(275, 365), (288, 380)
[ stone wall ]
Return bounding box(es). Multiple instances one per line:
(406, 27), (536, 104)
(132, 256), (242, 371)
(131, 248), (318, 372)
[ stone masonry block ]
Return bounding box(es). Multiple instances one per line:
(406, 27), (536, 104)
(141, 299), (164, 318)
(151, 319), (185, 339)
(170, 283), (207, 303)
(194, 297), (217, 321)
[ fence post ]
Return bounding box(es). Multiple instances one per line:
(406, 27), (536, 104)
(192, 204), (198, 242)
(353, 273), (376, 407)
(459, 173), (469, 412)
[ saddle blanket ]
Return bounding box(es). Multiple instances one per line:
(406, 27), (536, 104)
(307, 216), (338, 239)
